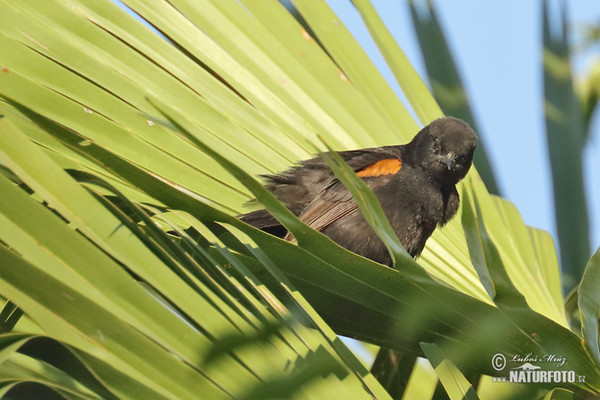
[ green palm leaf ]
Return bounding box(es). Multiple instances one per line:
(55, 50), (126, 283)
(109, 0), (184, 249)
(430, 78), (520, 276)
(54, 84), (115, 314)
(1, 0), (599, 399)
(542, 1), (590, 290)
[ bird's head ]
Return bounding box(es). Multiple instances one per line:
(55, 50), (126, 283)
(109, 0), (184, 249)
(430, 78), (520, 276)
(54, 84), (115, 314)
(408, 117), (478, 185)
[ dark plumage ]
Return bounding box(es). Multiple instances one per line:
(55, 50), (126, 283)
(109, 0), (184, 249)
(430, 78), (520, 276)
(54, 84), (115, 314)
(241, 117), (477, 266)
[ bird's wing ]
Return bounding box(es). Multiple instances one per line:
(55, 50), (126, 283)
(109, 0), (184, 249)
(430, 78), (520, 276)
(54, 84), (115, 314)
(298, 189), (358, 232)
(301, 146), (402, 173)
(284, 152), (403, 242)
(260, 147), (403, 216)
(284, 182), (358, 242)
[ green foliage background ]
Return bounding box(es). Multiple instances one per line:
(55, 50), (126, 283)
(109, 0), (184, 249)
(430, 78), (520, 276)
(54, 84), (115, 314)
(0, 1), (598, 399)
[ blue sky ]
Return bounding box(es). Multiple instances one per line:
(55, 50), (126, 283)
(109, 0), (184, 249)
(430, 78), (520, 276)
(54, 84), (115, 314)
(328, 0), (600, 256)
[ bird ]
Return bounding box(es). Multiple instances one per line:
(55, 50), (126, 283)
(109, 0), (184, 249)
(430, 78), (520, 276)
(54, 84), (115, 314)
(240, 117), (477, 267)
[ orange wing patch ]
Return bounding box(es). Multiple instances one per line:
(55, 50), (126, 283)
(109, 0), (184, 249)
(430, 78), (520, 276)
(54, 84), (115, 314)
(356, 159), (402, 177)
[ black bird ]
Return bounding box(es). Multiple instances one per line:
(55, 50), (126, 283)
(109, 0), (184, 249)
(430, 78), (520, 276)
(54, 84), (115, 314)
(241, 117), (477, 266)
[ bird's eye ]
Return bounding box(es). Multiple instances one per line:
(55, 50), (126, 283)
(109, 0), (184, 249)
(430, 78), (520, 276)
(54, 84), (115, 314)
(432, 139), (441, 152)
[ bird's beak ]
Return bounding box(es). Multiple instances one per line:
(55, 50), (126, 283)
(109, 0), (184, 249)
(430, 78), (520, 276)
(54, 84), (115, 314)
(440, 155), (453, 169)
